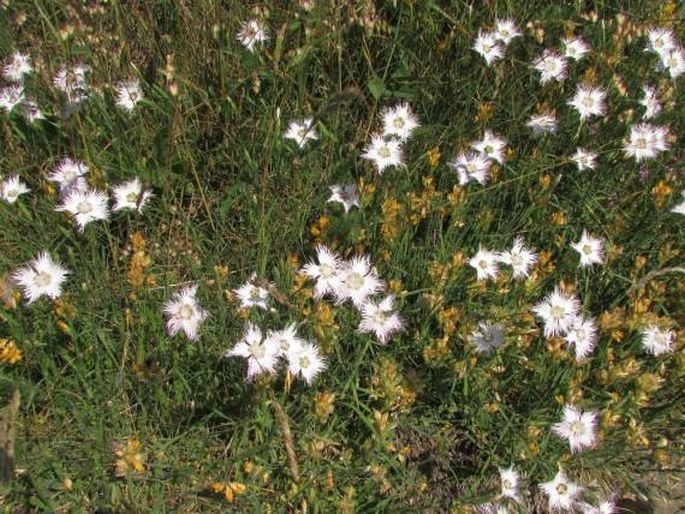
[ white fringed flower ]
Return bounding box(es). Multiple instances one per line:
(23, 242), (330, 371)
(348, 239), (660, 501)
(532, 287), (581, 338)
(469, 247), (500, 280)
(358, 295), (404, 344)
(641, 325), (675, 356)
(111, 177), (153, 212)
(226, 323), (280, 381)
(0, 175), (30, 203)
(163, 285), (208, 342)
(539, 468), (583, 511)
(284, 118), (318, 148)
(551, 404), (598, 453)
(300, 245), (343, 300)
(56, 187), (110, 233)
(571, 230), (605, 267)
(286, 341), (326, 384)
(13, 252), (70, 304)
(361, 134), (404, 174)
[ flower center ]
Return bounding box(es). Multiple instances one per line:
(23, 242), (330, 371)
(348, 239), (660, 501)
(299, 355), (311, 369)
(582, 244), (593, 255)
(249, 287), (261, 299)
(550, 305), (565, 321)
(635, 137), (647, 150)
(77, 200), (93, 214)
(556, 483), (568, 495)
(570, 420), (585, 435)
(373, 310), (388, 324)
(178, 304), (194, 320)
(378, 145), (391, 159)
(393, 117), (405, 129)
(478, 260), (488, 270)
(319, 263), (333, 279)
(33, 271), (52, 287)
(346, 272), (364, 290)
(582, 96), (594, 108)
(503, 479), (513, 489)
(126, 192), (139, 204)
(63, 170), (77, 182)
(297, 127), (307, 138)
(510, 254), (523, 266)
(544, 59), (557, 72)
(5, 189), (17, 198)
(575, 328), (586, 340)
(250, 342), (266, 359)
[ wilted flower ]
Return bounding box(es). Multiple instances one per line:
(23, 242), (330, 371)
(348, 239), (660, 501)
(671, 191), (685, 215)
(115, 78), (144, 111)
(327, 183), (360, 214)
(470, 322), (504, 353)
(0, 85), (24, 112)
(3, 51), (32, 82)
(526, 111), (557, 136)
(640, 85), (662, 119)
(236, 19), (268, 52)
(641, 325), (674, 356)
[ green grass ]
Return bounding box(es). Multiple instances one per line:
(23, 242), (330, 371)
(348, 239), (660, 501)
(0, 1), (684, 512)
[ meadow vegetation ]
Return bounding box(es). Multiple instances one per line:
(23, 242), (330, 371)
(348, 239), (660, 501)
(0, 1), (683, 512)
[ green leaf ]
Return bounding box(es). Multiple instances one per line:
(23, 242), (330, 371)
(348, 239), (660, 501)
(367, 76), (387, 102)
